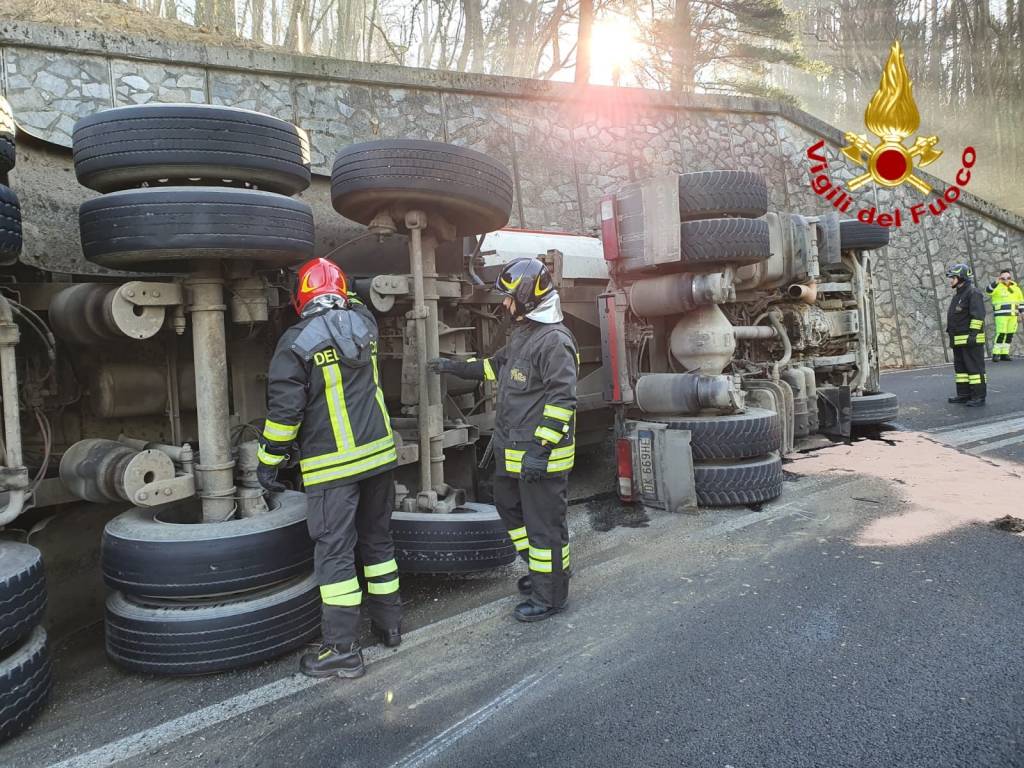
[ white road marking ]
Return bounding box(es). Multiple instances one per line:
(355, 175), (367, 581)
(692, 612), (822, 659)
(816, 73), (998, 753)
(929, 411), (1022, 434)
(932, 416), (1024, 447)
(965, 432), (1024, 455)
(388, 674), (543, 768)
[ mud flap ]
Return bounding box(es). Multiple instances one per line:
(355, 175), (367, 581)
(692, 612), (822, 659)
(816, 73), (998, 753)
(816, 385), (852, 440)
(622, 420), (698, 514)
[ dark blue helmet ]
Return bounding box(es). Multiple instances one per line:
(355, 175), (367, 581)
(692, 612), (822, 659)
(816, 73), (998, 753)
(945, 263), (973, 282)
(495, 257), (554, 315)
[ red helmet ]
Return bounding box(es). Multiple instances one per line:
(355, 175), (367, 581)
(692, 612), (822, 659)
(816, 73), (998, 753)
(293, 258), (348, 314)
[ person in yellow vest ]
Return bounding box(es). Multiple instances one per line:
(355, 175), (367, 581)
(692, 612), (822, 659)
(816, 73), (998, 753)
(985, 269), (1024, 361)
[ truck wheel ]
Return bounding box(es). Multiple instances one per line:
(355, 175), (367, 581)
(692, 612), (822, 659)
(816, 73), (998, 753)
(0, 185), (22, 262)
(839, 219), (889, 251)
(678, 170), (768, 221)
(680, 218), (770, 267)
(331, 140), (513, 236)
(72, 104), (311, 195)
(0, 543), (46, 653)
(0, 627), (51, 743)
(102, 491), (313, 599)
(79, 187), (314, 271)
(105, 575), (320, 676)
(653, 408), (780, 461)
(391, 504), (517, 574)
(0, 95), (14, 177)
(694, 453), (783, 507)
(851, 391), (899, 426)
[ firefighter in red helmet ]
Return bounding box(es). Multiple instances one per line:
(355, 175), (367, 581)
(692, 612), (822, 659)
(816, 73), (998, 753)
(258, 257), (401, 678)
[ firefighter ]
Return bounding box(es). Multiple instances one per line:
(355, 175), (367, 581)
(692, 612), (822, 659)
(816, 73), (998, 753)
(257, 257), (401, 679)
(427, 258), (578, 622)
(946, 263), (987, 407)
(984, 268), (1024, 361)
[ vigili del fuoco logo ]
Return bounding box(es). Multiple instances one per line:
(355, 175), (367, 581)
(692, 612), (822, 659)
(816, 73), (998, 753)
(805, 41), (976, 229)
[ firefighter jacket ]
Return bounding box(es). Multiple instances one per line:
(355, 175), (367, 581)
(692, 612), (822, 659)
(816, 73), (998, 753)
(447, 319), (578, 478)
(985, 279), (1024, 318)
(946, 281), (987, 347)
(258, 297), (396, 489)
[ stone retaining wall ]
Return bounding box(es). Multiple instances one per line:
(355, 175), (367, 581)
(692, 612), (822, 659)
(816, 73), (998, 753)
(2, 20), (1023, 367)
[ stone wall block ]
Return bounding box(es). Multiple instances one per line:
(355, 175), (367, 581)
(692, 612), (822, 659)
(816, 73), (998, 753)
(209, 71), (297, 123)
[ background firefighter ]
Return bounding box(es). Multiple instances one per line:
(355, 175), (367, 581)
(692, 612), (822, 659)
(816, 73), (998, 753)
(258, 257), (402, 679)
(984, 269), (1024, 361)
(945, 263), (988, 407)
(428, 258), (578, 622)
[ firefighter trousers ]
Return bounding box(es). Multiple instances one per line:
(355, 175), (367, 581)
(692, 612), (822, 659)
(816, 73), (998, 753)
(493, 473), (570, 609)
(306, 469), (401, 647)
(952, 343), (987, 400)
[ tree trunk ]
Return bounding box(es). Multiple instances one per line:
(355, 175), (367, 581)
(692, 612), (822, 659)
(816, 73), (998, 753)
(459, 0), (484, 72)
(575, 0), (593, 84)
(670, 0), (695, 94)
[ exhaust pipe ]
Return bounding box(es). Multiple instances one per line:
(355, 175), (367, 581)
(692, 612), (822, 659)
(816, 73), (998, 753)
(635, 373), (740, 414)
(787, 281), (817, 304)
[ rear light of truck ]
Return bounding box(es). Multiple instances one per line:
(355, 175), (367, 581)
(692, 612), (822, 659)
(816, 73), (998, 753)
(616, 437), (634, 500)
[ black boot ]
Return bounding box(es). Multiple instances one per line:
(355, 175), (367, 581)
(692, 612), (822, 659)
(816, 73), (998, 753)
(299, 643), (365, 678)
(513, 600), (564, 623)
(965, 398), (987, 407)
(517, 575), (532, 595)
(371, 622), (402, 648)
(948, 396), (970, 404)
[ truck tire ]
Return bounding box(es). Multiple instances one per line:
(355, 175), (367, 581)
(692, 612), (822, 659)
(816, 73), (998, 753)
(391, 504), (517, 574)
(851, 391), (899, 426)
(0, 95), (14, 177)
(102, 491), (313, 599)
(0, 543), (46, 653)
(0, 627), (51, 743)
(680, 218), (770, 267)
(72, 104), (311, 195)
(653, 408), (780, 461)
(694, 453), (783, 507)
(331, 140), (513, 236)
(79, 187), (315, 271)
(678, 170), (768, 220)
(0, 185), (22, 262)
(839, 219), (889, 251)
(105, 575), (320, 676)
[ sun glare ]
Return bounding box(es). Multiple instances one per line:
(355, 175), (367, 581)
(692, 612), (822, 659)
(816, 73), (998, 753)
(588, 15), (642, 85)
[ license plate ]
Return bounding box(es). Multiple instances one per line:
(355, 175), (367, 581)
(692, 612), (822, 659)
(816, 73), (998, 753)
(637, 430), (657, 499)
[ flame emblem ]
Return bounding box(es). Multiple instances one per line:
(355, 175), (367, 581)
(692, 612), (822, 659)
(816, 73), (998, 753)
(840, 41), (942, 194)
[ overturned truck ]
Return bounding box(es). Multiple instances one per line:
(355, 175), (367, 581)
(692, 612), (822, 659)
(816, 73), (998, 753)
(0, 100), (895, 711)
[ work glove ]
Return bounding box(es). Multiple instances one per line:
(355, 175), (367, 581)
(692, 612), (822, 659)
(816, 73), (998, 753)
(257, 462), (286, 493)
(427, 357), (456, 374)
(521, 453), (549, 484)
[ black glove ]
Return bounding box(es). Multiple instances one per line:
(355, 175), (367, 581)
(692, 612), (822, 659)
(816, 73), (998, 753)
(427, 357), (456, 374)
(257, 462), (286, 493)
(521, 453), (549, 484)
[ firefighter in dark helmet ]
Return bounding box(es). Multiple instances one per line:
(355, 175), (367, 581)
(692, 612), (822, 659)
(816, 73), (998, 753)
(428, 257), (578, 622)
(258, 257), (402, 679)
(945, 263), (987, 407)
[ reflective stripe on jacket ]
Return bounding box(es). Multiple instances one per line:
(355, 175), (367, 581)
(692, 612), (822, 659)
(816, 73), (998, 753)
(260, 298), (396, 488)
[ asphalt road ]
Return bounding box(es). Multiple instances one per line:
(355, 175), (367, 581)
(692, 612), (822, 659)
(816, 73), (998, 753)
(4, 373), (1024, 768)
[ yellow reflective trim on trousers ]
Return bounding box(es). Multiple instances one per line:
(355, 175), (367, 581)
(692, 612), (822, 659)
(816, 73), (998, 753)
(323, 363), (355, 451)
(954, 374), (970, 382)
(303, 447), (398, 486)
(364, 559), (398, 578)
(321, 578), (361, 605)
(543, 404), (573, 422)
(367, 578), (400, 595)
(323, 591), (362, 606)
(262, 419), (299, 441)
(529, 546), (552, 561)
(974, 334), (985, 344)
(256, 445), (285, 466)
(511, 538), (528, 551)
(970, 320), (984, 329)
(561, 544), (570, 559)
(370, 349), (394, 440)
(300, 435), (396, 471)
(968, 375), (982, 383)
(535, 426), (564, 443)
(483, 358), (496, 381)
(529, 559), (553, 573)
(508, 526), (527, 541)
